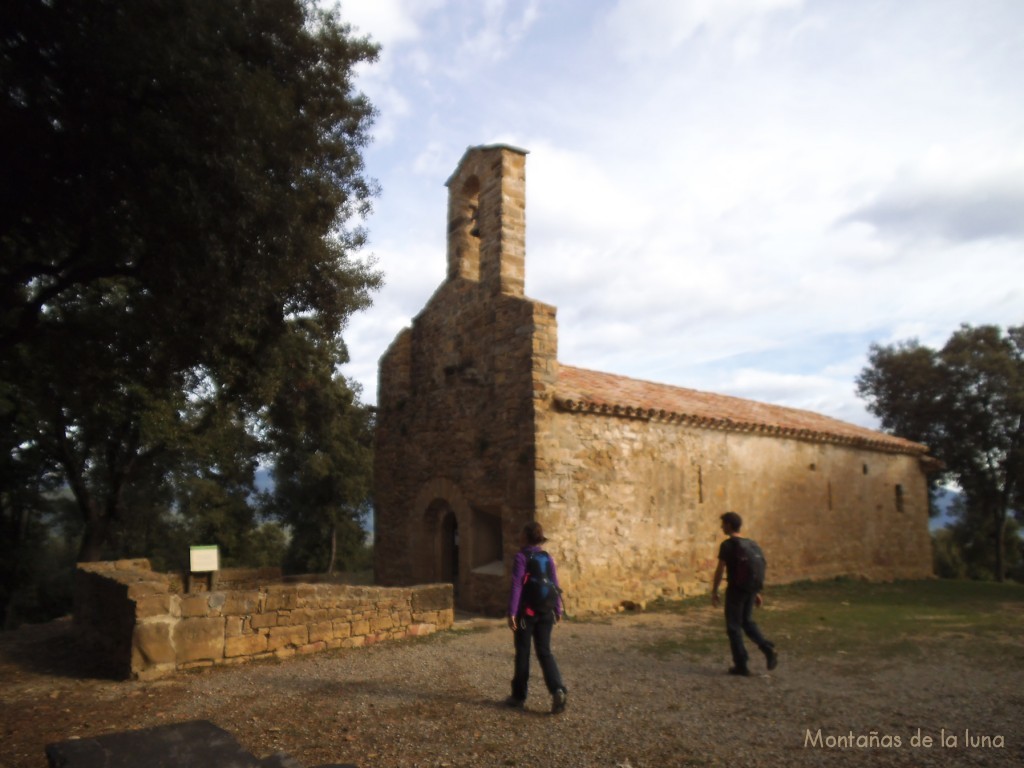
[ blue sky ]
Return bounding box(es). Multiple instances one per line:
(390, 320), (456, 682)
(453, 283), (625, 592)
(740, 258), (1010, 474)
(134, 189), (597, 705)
(333, 0), (1023, 429)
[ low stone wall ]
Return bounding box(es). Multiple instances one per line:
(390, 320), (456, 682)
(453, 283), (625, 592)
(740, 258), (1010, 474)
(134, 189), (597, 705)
(75, 560), (454, 680)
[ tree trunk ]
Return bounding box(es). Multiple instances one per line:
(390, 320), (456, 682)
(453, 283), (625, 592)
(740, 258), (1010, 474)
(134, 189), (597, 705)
(994, 510), (1007, 583)
(1, 503), (33, 629)
(73, 477), (126, 563)
(326, 522), (337, 575)
(77, 506), (109, 563)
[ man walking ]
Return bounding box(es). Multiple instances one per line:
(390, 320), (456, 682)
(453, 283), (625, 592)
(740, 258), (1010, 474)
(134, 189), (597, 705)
(711, 511), (778, 676)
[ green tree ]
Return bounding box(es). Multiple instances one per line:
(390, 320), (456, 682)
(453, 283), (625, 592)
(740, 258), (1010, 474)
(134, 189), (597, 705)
(263, 320), (374, 575)
(1, 0), (382, 563)
(932, 495), (1023, 582)
(857, 324), (1024, 581)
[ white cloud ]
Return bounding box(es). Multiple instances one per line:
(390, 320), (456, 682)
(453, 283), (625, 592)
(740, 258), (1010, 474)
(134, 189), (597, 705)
(840, 160), (1024, 244)
(338, 0), (427, 49)
(525, 142), (653, 241)
(339, 0), (1024, 428)
(605, 0), (805, 61)
(454, 0), (542, 66)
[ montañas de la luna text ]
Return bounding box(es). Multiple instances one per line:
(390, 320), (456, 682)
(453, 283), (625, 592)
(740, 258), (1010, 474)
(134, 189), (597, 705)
(804, 728), (1005, 749)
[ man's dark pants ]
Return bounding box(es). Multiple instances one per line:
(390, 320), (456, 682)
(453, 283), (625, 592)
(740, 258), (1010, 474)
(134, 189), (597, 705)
(724, 585), (774, 671)
(511, 612), (564, 701)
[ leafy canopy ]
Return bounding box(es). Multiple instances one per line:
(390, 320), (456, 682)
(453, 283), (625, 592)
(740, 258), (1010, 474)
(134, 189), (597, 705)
(856, 324), (1024, 581)
(0, 0), (382, 568)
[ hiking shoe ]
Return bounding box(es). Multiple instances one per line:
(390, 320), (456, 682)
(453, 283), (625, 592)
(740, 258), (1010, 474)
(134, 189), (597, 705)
(551, 688), (568, 714)
(765, 648), (778, 671)
(504, 696), (525, 710)
(728, 666), (751, 677)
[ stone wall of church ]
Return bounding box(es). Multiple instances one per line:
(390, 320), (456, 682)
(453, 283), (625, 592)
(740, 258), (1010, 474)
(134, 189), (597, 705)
(374, 146), (564, 615)
(534, 406), (933, 615)
(373, 279), (557, 614)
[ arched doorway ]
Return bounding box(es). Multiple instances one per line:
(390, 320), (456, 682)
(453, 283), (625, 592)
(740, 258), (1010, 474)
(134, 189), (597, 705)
(415, 480), (474, 609)
(423, 497), (462, 599)
(440, 509), (459, 597)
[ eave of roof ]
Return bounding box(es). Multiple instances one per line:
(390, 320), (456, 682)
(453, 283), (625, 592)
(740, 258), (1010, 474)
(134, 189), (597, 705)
(555, 364), (929, 457)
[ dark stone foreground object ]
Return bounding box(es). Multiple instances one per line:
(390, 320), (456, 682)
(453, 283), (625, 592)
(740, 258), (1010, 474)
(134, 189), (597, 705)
(45, 719), (356, 768)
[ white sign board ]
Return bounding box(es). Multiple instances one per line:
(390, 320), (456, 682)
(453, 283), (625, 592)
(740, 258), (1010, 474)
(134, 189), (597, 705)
(189, 545), (220, 573)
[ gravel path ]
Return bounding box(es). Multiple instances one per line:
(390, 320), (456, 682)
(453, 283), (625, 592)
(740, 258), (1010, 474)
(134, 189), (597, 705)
(1, 610), (1022, 767)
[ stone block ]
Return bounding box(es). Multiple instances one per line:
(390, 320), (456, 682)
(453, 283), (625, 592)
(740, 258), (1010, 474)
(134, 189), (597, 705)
(113, 558), (152, 571)
(309, 621), (333, 644)
(135, 664), (174, 682)
(132, 622), (176, 668)
(45, 719), (267, 768)
(332, 620), (352, 639)
(265, 587), (297, 611)
(351, 619), (370, 637)
(134, 594), (172, 619)
(127, 581), (167, 600)
(173, 617), (225, 664)
(267, 625), (308, 652)
(180, 660), (214, 671)
(224, 591), (260, 616)
(207, 592), (226, 614)
(224, 617), (246, 637)
(180, 594), (211, 618)
(225, 633), (268, 658)
(411, 584), (453, 613)
(250, 612), (278, 630)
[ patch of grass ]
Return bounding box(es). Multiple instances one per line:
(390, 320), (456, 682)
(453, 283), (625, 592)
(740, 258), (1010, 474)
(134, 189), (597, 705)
(422, 624), (492, 644)
(640, 634), (719, 660)
(645, 579), (1024, 664)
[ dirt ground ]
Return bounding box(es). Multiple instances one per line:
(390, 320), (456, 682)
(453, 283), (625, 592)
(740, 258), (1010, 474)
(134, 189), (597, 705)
(1, 609), (1022, 768)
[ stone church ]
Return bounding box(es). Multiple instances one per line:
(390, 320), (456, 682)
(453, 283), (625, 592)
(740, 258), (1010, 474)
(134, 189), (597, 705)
(373, 144), (936, 615)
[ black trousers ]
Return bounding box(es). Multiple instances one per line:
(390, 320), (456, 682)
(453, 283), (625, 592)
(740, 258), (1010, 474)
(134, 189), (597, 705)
(511, 612), (564, 700)
(724, 585), (774, 670)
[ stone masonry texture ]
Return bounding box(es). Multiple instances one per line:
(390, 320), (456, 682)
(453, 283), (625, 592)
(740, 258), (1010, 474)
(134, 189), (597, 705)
(74, 561), (454, 680)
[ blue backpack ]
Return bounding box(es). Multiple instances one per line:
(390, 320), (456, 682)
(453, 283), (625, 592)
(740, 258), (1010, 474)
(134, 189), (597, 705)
(522, 550), (561, 616)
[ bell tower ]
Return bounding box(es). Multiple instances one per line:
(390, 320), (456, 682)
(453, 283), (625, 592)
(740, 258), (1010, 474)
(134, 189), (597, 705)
(445, 144), (528, 297)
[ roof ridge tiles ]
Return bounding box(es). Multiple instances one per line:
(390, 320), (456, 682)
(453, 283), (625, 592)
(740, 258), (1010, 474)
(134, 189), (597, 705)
(555, 364), (927, 456)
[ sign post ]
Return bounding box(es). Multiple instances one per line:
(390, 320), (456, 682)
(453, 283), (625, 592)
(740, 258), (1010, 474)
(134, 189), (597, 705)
(188, 545), (220, 592)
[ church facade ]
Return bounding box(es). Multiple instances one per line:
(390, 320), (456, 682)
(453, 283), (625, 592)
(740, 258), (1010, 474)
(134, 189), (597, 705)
(373, 144), (935, 615)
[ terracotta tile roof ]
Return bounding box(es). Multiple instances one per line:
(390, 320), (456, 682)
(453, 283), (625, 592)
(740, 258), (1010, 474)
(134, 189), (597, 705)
(555, 364), (928, 456)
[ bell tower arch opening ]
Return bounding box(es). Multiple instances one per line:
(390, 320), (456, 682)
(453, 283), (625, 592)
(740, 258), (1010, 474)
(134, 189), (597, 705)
(447, 174), (481, 282)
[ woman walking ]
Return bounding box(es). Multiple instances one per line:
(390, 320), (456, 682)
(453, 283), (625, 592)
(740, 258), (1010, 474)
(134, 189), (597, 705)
(506, 521), (568, 714)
